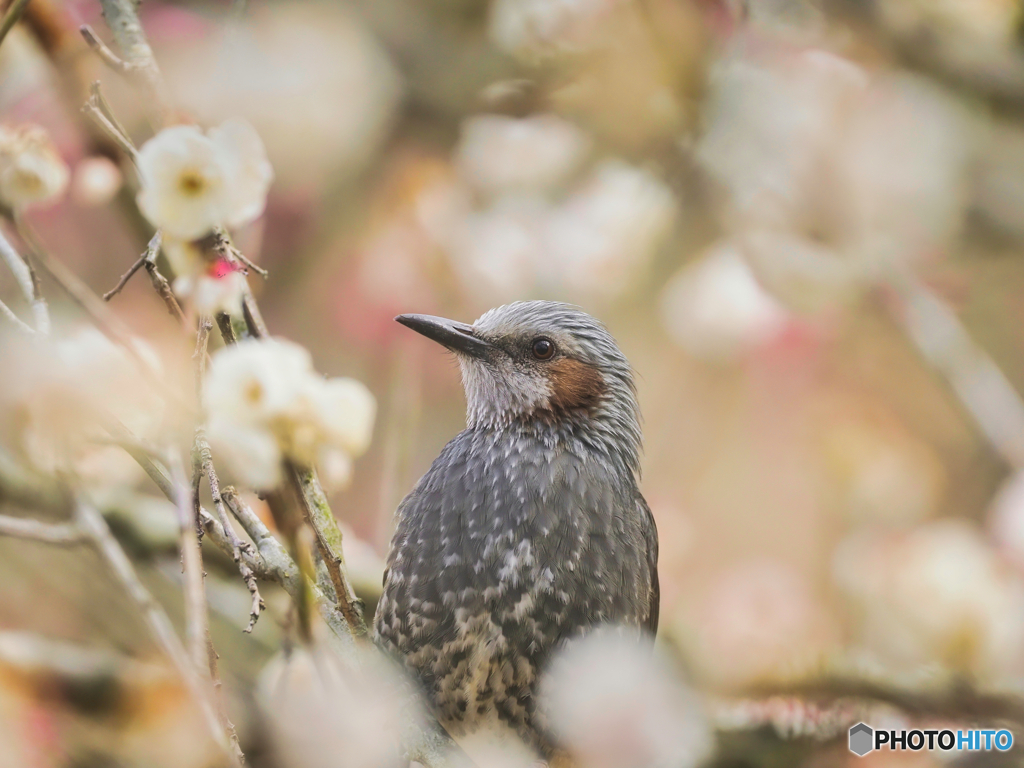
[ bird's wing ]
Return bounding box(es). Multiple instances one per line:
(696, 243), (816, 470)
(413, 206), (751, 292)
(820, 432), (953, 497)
(638, 494), (660, 636)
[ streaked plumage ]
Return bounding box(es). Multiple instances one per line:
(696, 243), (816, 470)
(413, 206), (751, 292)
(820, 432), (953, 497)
(375, 301), (658, 757)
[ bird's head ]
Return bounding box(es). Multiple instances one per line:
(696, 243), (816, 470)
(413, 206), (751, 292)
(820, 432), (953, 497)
(397, 301), (641, 471)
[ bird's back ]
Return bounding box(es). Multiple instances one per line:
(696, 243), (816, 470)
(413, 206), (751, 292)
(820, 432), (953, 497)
(374, 422), (658, 753)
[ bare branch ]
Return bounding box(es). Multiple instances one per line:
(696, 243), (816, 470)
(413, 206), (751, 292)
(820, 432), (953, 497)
(143, 236), (188, 325)
(72, 494), (241, 766)
(170, 449), (210, 678)
(196, 433), (265, 633)
(0, 296), (33, 334)
(0, 224), (48, 334)
(887, 271), (1024, 469)
(191, 319), (265, 634)
(81, 84), (139, 164)
(96, 0), (170, 115)
(0, 0), (31, 51)
(102, 252), (146, 300)
(0, 514), (83, 544)
(211, 227), (269, 279)
(80, 24), (136, 77)
(290, 463), (367, 635)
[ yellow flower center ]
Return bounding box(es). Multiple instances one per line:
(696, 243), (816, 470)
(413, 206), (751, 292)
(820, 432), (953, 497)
(177, 169), (209, 197)
(11, 169), (44, 195)
(244, 379), (264, 405)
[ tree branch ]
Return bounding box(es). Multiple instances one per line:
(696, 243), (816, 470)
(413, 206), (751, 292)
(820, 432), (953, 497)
(0, 0), (32, 51)
(0, 514), (84, 544)
(72, 493), (241, 766)
(886, 271), (1024, 469)
(96, 0), (169, 116)
(0, 223), (48, 334)
(0, 295), (34, 334)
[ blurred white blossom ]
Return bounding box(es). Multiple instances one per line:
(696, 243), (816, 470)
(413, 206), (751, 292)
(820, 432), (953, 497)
(0, 326), (165, 484)
(136, 118), (272, 241)
(161, 3), (401, 190)
(834, 520), (1024, 681)
(545, 160), (675, 296)
(698, 47), (973, 310)
(71, 155), (123, 207)
(540, 631), (712, 768)
(489, 0), (625, 59)
(0, 124), (69, 211)
(821, 410), (946, 526)
(203, 338), (375, 490)
(682, 561), (833, 690)
(456, 114), (590, 195)
(659, 241), (789, 361)
(257, 645), (413, 768)
(435, 159), (675, 302)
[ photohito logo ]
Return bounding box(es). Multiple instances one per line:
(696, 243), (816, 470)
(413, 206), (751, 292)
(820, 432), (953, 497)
(848, 723), (1014, 757)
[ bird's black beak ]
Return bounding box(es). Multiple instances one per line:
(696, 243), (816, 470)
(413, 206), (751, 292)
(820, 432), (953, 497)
(396, 314), (492, 358)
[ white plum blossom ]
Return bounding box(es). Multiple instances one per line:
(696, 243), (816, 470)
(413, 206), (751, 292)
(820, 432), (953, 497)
(136, 118), (273, 241)
(203, 338), (375, 490)
(540, 631), (713, 768)
(489, 0), (625, 59)
(0, 326), (165, 485)
(659, 241), (790, 361)
(456, 113), (590, 195)
(0, 124), (69, 211)
(544, 160), (675, 297)
(257, 644), (413, 768)
(434, 159), (675, 302)
(682, 560), (834, 690)
(834, 520), (1024, 682)
(162, 238), (248, 316)
(71, 156), (123, 207)
(697, 47), (974, 310)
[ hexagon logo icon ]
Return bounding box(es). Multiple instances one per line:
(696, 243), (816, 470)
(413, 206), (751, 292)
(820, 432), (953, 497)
(849, 723), (874, 757)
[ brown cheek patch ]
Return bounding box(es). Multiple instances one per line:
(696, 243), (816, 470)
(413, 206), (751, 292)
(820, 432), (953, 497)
(547, 358), (605, 413)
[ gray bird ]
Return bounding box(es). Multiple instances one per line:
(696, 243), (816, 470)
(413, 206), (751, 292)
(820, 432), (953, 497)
(374, 301), (659, 759)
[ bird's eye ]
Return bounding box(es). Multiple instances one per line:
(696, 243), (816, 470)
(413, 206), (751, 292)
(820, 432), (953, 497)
(532, 338), (555, 360)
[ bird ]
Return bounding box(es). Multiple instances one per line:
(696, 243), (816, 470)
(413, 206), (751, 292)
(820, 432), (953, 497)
(374, 301), (659, 761)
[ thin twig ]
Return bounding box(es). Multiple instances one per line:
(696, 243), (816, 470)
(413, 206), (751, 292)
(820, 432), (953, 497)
(169, 449), (210, 677)
(79, 24), (136, 77)
(192, 318), (266, 634)
(72, 494), (240, 766)
(196, 432), (265, 632)
(886, 271), (1024, 469)
(0, 0), (31, 51)
(0, 514), (83, 544)
(211, 228), (268, 279)
(242, 290), (269, 338)
(96, 0), (169, 116)
(0, 224), (48, 334)
(233, 249), (268, 279)
(141, 234), (187, 324)
(102, 253), (146, 300)
(82, 100), (138, 163)
(0, 296), (33, 334)
(88, 81), (134, 152)
(193, 314), (212, 398)
(290, 463), (367, 635)
(215, 312), (237, 343)
(205, 627), (245, 764)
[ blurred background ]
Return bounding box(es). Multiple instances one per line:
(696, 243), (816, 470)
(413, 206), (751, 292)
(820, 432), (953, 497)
(4, 0), (1024, 766)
